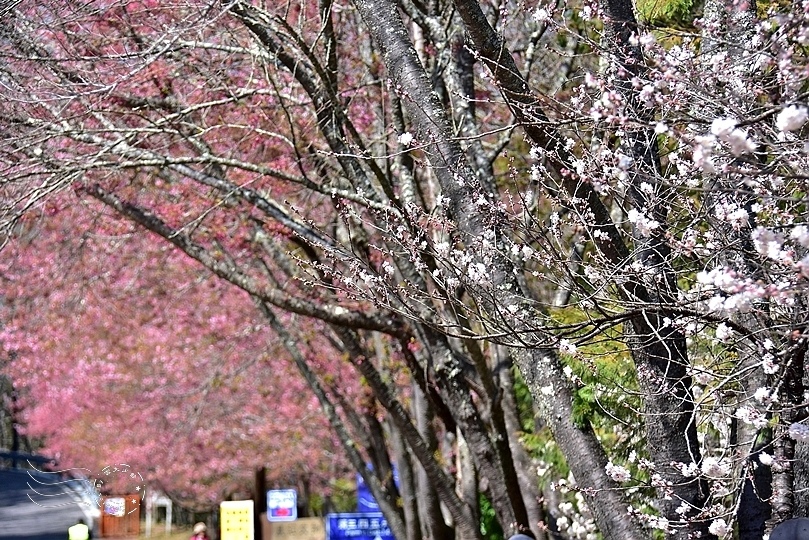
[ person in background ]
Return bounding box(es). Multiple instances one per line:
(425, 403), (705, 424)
(67, 518), (91, 540)
(190, 522), (209, 540)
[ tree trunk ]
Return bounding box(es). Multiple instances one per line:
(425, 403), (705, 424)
(456, 431), (480, 525)
(331, 325), (483, 540)
(598, 0), (710, 533)
(352, 1), (644, 537)
(259, 304), (409, 540)
(514, 348), (646, 540)
(796, 364), (809, 518)
(497, 349), (548, 540)
(387, 418), (422, 540)
(767, 338), (806, 529)
(413, 383), (455, 540)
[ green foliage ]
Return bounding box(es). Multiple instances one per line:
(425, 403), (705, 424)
(309, 477), (356, 515)
(572, 384), (597, 429)
(479, 495), (504, 540)
(547, 307), (641, 432)
(512, 367), (538, 433)
(520, 432), (571, 488)
(513, 369), (573, 488)
(636, 0), (700, 28)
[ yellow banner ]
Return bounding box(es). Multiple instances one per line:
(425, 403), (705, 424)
(220, 500), (254, 540)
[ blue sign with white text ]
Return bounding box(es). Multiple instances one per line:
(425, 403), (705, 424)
(326, 512), (394, 540)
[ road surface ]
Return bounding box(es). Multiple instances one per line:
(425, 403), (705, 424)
(0, 468), (98, 540)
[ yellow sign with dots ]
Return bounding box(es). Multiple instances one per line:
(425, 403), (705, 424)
(220, 500), (254, 540)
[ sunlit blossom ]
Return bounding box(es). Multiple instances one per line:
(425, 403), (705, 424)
(627, 208), (660, 237)
(775, 105), (808, 132)
(605, 462), (631, 483)
(558, 339), (577, 355)
(754, 387), (771, 403)
(533, 7), (551, 22)
(397, 132), (414, 146)
(735, 406), (768, 428)
(709, 518), (730, 537)
(715, 322), (734, 342)
(701, 456), (731, 477)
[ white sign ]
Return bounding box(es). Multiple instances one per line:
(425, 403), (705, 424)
(104, 497), (126, 517)
(267, 489), (297, 522)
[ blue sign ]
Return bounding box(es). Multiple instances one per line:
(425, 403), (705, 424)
(356, 473), (378, 513)
(267, 489), (297, 522)
(326, 512), (394, 540)
(356, 466), (399, 513)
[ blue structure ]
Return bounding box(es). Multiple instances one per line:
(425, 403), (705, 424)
(356, 466), (399, 513)
(326, 512), (394, 540)
(355, 473), (379, 513)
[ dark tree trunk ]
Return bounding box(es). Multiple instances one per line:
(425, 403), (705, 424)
(259, 305), (410, 540)
(767, 338), (806, 529)
(598, 0), (710, 534)
(387, 418), (422, 540)
(412, 384), (455, 540)
(497, 349), (548, 540)
(796, 364), (809, 518)
(352, 1), (644, 537)
(456, 432), (480, 526)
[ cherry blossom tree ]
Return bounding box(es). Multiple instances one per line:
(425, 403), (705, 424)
(0, 202), (357, 507)
(1, 0), (808, 539)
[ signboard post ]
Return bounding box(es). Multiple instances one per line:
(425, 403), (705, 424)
(99, 494), (141, 537)
(221, 500), (255, 540)
(267, 489), (297, 522)
(326, 512), (394, 540)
